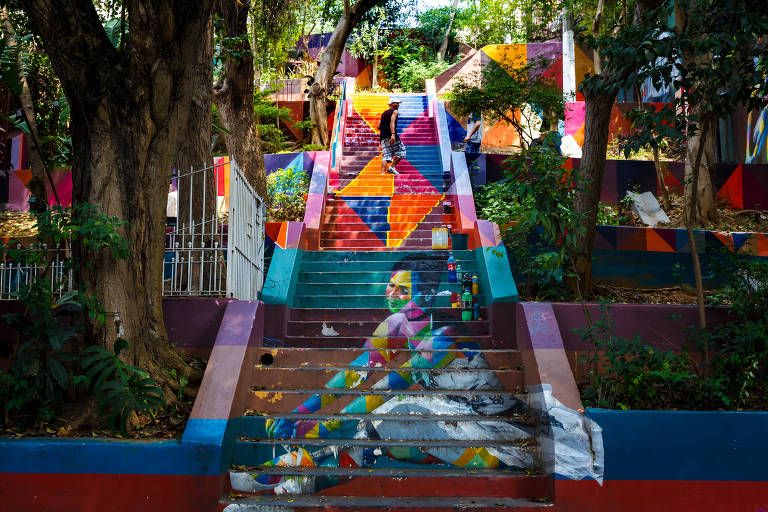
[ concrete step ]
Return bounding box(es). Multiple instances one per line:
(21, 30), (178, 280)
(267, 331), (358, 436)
(300, 250), (474, 261)
(292, 294), (487, 309)
(320, 239), (433, 249)
(221, 494), (550, 510)
(249, 366), (521, 392)
(321, 222), (446, 232)
(296, 268), (479, 282)
(251, 346), (519, 365)
(279, 334), (498, 348)
(319, 230), (434, 241)
(285, 319), (490, 337)
(248, 388), (526, 413)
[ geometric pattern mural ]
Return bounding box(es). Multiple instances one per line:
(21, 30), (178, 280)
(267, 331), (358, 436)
(327, 95), (444, 249)
(434, 43), (563, 148)
(593, 224), (768, 256)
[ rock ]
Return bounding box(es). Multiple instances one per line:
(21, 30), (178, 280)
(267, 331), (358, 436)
(627, 191), (670, 227)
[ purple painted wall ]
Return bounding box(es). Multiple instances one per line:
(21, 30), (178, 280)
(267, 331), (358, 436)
(0, 298), (231, 367)
(163, 297), (234, 357)
(550, 303), (732, 352)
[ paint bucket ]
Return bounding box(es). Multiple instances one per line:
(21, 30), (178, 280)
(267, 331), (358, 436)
(451, 233), (468, 250)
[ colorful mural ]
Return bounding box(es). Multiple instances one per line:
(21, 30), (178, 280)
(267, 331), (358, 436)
(476, 154), (768, 211)
(246, 251), (602, 498)
(323, 94), (444, 249)
(435, 43), (564, 150)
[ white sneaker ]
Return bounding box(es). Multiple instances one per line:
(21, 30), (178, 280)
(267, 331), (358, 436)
(387, 166), (399, 175)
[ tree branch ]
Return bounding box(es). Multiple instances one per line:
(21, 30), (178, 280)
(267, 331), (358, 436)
(20, 0), (120, 104)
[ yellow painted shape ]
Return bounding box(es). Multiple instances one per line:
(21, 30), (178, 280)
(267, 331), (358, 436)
(353, 95), (390, 132)
(339, 155), (394, 197)
(387, 194), (443, 248)
(481, 44), (526, 75)
(252, 391), (283, 403)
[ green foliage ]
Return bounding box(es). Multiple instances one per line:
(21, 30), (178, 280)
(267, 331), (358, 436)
(448, 56), (564, 147)
(478, 144), (586, 300)
(0, 287), (89, 426)
(377, 31), (430, 90)
(0, 18), (71, 167)
(416, 6), (470, 56)
(581, 253), (768, 410)
(579, 1), (768, 158)
(267, 167), (310, 222)
(695, 247), (768, 409)
(397, 56), (453, 93)
(82, 339), (165, 436)
(0, 204), (164, 433)
(579, 303), (697, 410)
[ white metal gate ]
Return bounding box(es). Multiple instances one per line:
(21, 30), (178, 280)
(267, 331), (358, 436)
(226, 159), (265, 300)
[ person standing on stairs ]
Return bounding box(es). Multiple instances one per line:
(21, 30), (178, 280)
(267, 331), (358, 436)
(463, 111), (482, 154)
(379, 96), (406, 175)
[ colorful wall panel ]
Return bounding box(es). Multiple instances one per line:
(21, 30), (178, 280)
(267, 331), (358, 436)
(435, 44), (564, 149)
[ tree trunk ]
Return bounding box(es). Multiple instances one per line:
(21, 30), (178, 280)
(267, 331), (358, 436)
(573, 89), (617, 292)
(683, 116), (710, 334)
(309, 0), (382, 146)
(437, 0), (460, 61)
(175, 14), (217, 293)
(213, 0), (267, 199)
(21, 0), (214, 385)
(653, 146), (671, 210)
(684, 116), (718, 226)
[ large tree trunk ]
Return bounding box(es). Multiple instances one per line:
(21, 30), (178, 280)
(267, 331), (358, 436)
(573, 89), (617, 292)
(309, 0), (381, 146)
(213, 0), (267, 199)
(175, 14), (217, 294)
(684, 113), (718, 226)
(22, 0), (214, 385)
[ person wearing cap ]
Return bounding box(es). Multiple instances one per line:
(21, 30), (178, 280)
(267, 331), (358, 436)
(379, 96), (406, 175)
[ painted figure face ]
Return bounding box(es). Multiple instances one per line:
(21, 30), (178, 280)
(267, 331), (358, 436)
(386, 270), (412, 312)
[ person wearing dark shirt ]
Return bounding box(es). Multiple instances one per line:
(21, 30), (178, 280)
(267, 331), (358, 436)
(379, 96), (406, 175)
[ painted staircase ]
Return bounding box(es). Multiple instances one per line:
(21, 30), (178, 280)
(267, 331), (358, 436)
(219, 92), (549, 510)
(324, 95), (445, 250)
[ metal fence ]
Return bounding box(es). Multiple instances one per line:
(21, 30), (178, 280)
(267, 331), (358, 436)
(164, 158), (264, 300)
(1, 159), (265, 301)
(0, 245), (72, 300)
(226, 160), (265, 301)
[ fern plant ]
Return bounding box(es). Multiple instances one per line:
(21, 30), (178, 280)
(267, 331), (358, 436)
(82, 338), (165, 435)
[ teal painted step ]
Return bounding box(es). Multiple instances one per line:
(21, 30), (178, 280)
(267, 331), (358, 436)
(298, 270), (480, 283)
(292, 294), (487, 308)
(295, 283), (481, 296)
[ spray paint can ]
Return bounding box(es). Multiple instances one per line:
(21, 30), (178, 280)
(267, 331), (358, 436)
(472, 297), (480, 321)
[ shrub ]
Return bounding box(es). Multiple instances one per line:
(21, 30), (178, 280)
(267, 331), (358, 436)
(267, 167), (310, 222)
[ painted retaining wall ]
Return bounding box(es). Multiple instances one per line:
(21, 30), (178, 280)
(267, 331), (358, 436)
(474, 154), (768, 210)
(514, 301), (768, 511)
(0, 299), (263, 511)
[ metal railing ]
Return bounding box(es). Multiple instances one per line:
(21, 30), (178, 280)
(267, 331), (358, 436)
(226, 159), (265, 301)
(0, 245), (72, 300)
(164, 161), (229, 297)
(2, 159), (264, 301)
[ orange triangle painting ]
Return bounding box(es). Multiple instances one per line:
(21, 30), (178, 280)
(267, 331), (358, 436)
(646, 228), (676, 253)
